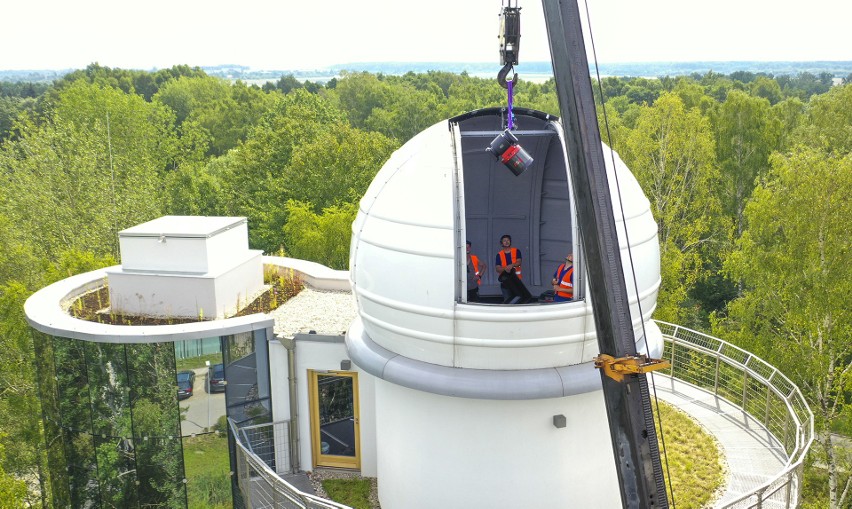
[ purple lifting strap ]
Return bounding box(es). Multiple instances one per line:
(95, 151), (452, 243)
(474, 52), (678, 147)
(507, 79), (514, 130)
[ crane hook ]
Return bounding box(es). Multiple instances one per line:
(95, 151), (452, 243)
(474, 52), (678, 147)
(497, 63), (518, 89)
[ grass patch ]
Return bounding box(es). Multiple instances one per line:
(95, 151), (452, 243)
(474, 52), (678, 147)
(183, 433), (230, 475)
(656, 401), (726, 508)
(183, 433), (231, 509)
(175, 352), (223, 372)
(322, 478), (372, 509)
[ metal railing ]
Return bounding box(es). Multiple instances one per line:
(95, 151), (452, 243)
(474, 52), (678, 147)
(230, 419), (351, 509)
(229, 322), (814, 509)
(655, 320), (814, 509)
(237, 421), (294, 477)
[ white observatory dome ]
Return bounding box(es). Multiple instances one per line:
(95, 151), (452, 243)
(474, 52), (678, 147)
(349, 108), (661, 376)
(346, 109), (659, 508)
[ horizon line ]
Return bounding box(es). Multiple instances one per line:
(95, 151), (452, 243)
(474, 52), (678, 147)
(2, 59), (851, 74)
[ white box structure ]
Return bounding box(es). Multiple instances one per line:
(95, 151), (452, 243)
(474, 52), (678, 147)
(107, 216), (263, 319)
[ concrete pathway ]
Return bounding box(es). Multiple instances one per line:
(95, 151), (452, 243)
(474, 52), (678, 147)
(651, 373), (790, 508)
(282, 472), (315, 494)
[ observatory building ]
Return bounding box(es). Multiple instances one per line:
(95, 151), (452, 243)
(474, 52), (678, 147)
(345, 108), (662, 508)
(24, 108), (810, 509)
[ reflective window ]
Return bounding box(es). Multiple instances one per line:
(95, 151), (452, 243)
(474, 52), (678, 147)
(175, 338), (225, 436)
(54, 339), (99, 507)
(174, 338), (231, 508)
(33, 328), (271, 509)
(86, 342), (139, 507)
(224, 330), (271, 427)
(127, 343), (186, 507)
(32, 331), (73, 508)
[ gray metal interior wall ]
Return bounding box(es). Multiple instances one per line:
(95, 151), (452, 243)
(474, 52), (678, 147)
(458, 112), (573, 298)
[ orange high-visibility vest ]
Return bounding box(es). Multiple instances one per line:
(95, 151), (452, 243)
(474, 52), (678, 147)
(471, 255), (482, 285)
(555, 263), (574, 299)
(498, 248), (522, 280)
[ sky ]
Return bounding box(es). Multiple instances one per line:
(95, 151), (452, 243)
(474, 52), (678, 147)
(2, 0), (850, 71)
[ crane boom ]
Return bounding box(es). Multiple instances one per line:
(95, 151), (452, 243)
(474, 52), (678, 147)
(539, 0), (669, 507)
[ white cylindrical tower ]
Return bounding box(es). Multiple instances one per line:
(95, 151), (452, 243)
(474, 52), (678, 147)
(347, 109), (661, 509)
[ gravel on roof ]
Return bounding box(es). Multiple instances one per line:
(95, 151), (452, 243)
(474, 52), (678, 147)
(271, 287), (357, 339)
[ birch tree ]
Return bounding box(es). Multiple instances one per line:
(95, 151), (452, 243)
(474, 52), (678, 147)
(713, 90), (778, 239)
(716, 147), (852, 508)
(620, 92), (725, 323)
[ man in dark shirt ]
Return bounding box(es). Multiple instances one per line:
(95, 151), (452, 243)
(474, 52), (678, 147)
(495, 234), (523, 303)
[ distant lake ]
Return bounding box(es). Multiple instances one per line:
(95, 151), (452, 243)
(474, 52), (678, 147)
(237, 72), (555, 87)
(219, 60), (851, 88)
(2, 61), (849, 85)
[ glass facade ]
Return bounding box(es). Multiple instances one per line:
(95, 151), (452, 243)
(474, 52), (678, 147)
(32, 328), (272, 509)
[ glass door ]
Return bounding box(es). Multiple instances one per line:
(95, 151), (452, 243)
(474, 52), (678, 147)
(308, 371), (360, 469)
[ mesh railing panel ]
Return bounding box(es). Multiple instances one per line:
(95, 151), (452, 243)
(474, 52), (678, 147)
(655, 320), (813, 509)
(721, 469), (799, 509)
(745, 356), (777, 382)
(239, 421), (291, 474)
(773, 375), (796, 400)
(274, 422), (293, 475)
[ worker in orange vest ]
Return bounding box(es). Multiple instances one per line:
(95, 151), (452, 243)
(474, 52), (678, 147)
(495, 234), (523, 303)
(551, 253), (574, 302)
(466, 241), (486, 302)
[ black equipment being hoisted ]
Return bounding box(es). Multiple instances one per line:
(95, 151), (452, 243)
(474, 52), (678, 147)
(487, 0), (534, 176)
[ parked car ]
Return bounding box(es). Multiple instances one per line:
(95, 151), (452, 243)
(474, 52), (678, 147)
(176, 370), (196, 400)
(208, 363), (226, 393)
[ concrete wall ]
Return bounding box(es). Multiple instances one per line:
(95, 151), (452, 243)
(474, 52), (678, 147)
(374, 380), (621, 509)
(107, 252), (263, 318)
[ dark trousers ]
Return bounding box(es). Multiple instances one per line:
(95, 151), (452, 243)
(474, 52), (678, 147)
(467, 287), (480, 302)
(501, 285), (521, 304)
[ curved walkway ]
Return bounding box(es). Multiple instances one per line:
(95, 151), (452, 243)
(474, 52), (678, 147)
(651, 373), (788, 508)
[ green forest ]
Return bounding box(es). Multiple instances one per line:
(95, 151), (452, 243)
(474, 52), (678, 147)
(0, 63), (850, 508)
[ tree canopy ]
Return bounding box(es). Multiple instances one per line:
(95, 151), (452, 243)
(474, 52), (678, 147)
(0, 65), (848, 507)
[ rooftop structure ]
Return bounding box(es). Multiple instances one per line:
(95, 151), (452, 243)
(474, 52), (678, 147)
(107, 215), (263, 319)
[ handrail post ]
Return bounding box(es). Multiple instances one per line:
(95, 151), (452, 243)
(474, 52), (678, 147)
(242, 448), (253, 508)
(796, 463), (805, 507)
(783, 411), (791, 454)
(765, 384), (772, 430)
(784, 469), (793, 508)
(669, 334), (677, 377)
(714, 342), (723, 396)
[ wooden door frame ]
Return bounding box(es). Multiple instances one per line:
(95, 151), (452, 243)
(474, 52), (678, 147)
(307, 370), (361, 469)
